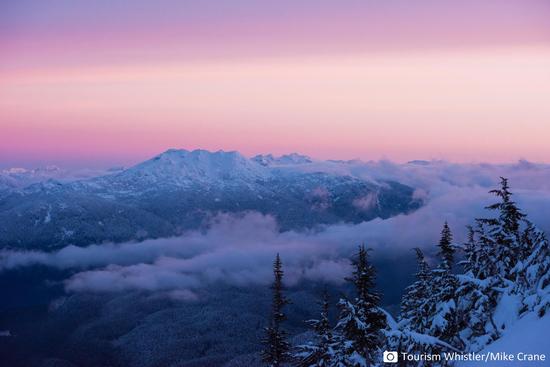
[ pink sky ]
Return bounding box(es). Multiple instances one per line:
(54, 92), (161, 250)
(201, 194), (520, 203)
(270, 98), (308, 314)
(1, 0), (550, 167)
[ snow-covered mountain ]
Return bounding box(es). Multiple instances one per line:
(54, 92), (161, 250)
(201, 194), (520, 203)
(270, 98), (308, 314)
(111, 149), (270, 188)
(0, 149), (422, 249)
(0, 165), (112, 195)
(0, 166), (65, 192)
(252, 153), (313, 166)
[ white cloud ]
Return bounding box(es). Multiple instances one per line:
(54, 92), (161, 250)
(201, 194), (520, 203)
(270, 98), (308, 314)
(2, 160), (550, 295)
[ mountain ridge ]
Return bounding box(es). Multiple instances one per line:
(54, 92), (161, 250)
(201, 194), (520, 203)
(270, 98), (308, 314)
(0, 149), (422, 249)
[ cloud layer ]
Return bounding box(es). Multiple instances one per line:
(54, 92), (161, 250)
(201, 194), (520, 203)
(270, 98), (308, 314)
(2, 161), (550, 297)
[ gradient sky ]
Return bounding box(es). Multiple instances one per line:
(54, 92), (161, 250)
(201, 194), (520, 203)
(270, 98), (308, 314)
(1, 0), (550, 168)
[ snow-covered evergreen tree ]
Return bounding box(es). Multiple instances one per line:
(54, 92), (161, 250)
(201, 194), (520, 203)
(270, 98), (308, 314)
(400, 248), (432, 335)
(456, 224), (501, 351)
(461, 226), (476, 274)
(293, 290), (338, 367)
(333, 245), (386, 366)
(262, 253), (291, 367)
(437, 222), (454, 271)
(394, 248), (444, 363)
(456, 178), (550, 351)
(427, 223), (462, 350)
(480, 177), (526, 279)
(289, 177), (550, 365)
(513, 220), (550, 317)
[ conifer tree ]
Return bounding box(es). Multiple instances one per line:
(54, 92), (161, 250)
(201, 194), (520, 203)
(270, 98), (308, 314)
(393, 178), (550, 356)
(400, 248), (432, 334)
(461, 226), (477, 274)
(487, 177), (525, 235)
(482, 177), (526, 278)
(262, 253), (291, 367)
(428, 223), (461, 349)
(389, 248), (461, 365)
(513, 220), (550, 317)
(456, 225), (501, 350)
(457, 178), (548, 350)
(472, 220), (498, 280)
(396, 248), (440, 361)
(438, 221), (454, 271)
(334, 245), (386, 366)
(294, 290), (337, 367)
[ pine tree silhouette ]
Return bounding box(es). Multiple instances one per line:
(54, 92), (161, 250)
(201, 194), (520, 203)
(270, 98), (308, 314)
(438, 221), (454, 271)
(261, 254), (291, 367)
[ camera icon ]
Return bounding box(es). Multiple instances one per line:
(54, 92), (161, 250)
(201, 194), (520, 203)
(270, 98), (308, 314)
(383, 351), (398, 364)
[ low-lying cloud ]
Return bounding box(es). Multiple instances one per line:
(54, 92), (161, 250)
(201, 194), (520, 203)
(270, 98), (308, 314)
(2, 160), (550, 297)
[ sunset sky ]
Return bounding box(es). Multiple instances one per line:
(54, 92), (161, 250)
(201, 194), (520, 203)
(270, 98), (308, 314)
(1, 0), (550, 168)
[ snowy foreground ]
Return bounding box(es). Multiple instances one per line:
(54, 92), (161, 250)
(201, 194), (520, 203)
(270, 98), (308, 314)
(280, 178), (550, 367)
(458, 312), (550, 367)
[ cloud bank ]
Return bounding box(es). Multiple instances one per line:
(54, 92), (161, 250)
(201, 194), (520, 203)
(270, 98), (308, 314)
(2, 160), (550, 297)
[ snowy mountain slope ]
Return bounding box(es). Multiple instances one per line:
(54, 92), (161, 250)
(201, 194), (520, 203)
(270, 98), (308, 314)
(0, 149), (422, 249)
(0, 166), (116, 199)
(458, 313), (550, 367)
(0, 167), (64, 195)
(102, 149), (270, 190)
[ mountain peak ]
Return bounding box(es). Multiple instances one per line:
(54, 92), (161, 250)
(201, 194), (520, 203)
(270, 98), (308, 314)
(252, 153), (312, 166)
(157, 148), (243, 159)
(114, 148), (268, 187)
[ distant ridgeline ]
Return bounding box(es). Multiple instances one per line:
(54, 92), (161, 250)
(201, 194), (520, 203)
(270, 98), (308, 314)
(261, 178), (550, 367)
(0, 149), (421, 250)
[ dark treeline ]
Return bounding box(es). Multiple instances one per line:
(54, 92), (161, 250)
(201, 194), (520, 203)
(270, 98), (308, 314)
(260, 178), (550, 367)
